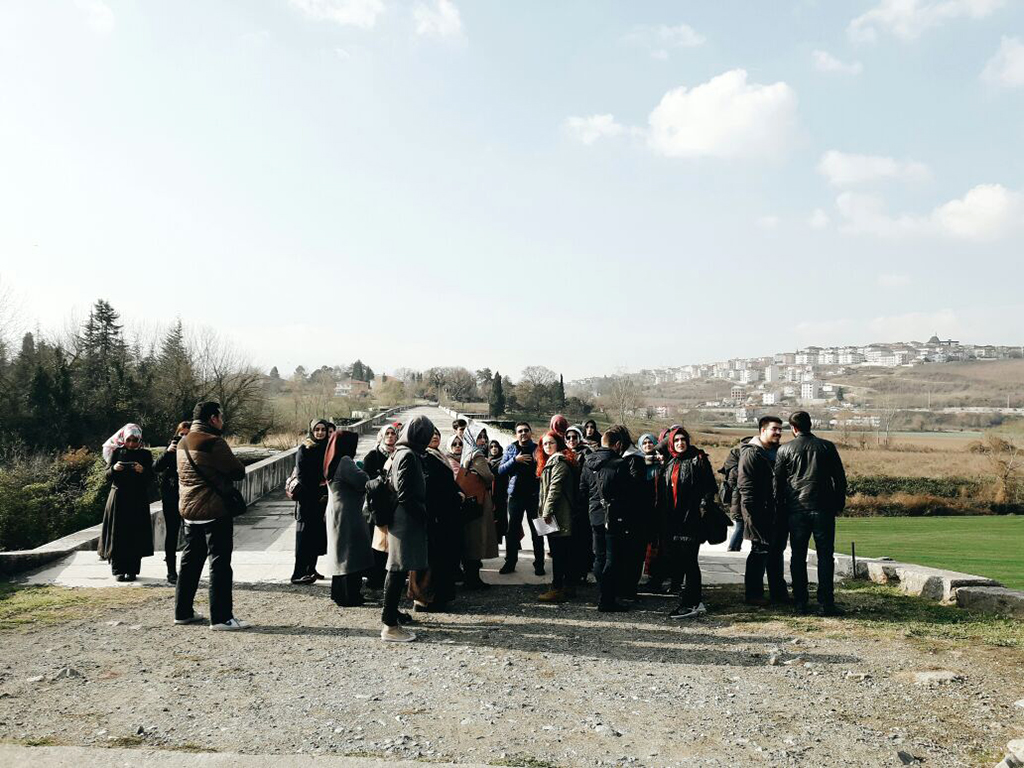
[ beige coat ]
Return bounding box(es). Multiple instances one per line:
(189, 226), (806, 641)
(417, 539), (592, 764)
(458, 454), (499, 560)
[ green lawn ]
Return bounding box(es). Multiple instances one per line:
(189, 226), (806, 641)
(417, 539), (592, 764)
(829, 515), (1024, 590)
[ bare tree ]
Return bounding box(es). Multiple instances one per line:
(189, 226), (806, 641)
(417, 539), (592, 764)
(189, 327), (274, 440)
(606, 373), (644, 425)
(521, 365), (557, 387)
(875, 392), (900, 448)
(979, 435), (1022, 504)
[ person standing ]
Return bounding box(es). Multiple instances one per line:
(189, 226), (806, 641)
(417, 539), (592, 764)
(580, 425), (633, 612)
(381, 414), (433, 641)
(153, 421), (190, 584)
(421, 427), (463, 611)
(291, 419), (330, 585)
(634, 433), (663, 591)
(582, 419), (602, 450)
(564, 426), (593, 588)
(323, 429), (374, 607)
(720, 436), (752, 552)
(175, 401), (248, 630)
(487, 439), (508, 543)
(658, 428), (717, 618)
(363, 423), (398, 589)
(458, 425), (499, 590)
(99, 424), (155, 582)
(497, 422), (544, 576)
(774, 411), (848, 616)
(535, 431), (575, 602)
(737, 417), (789, 606)
(619, 429), (649, 602)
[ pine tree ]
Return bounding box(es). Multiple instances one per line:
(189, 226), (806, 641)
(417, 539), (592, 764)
(489, 372), (505, 417)
(557, 374), (566, 409)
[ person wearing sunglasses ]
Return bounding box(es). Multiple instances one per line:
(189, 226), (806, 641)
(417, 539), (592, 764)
(497, 422), (545, 576)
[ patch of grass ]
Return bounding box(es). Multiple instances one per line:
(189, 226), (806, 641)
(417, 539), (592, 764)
(828, 515), (1024, 589)
(492, 757), (563, 768)
(708, 582), (1024, 648)
(15, 736), (60, 747)
(105, 735), (147, 748)
(0, 583), (162, 630)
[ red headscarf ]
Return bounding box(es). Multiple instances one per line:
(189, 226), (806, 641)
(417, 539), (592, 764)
(549, 414), (569, 437)
(534, 430), (576, 476)
(665, 427), (693, 508)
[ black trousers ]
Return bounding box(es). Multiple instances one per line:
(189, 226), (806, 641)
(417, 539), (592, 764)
(619, 528), (648, 598)
(744, 537), (789, 600)
(505, 494), (544, 566)
(548, 535), (570, 589)
(667, 538), (702, 608)
(381, 570), (407, 627)
(331, 574), (364, 605)
(110, 555), (141, 577)
(788, 510), (836, 606)
(175, 516), (234, 625)
(567, 508), (593, 584)
(592, 525), (622, 608)
(161, 489), (181, 567)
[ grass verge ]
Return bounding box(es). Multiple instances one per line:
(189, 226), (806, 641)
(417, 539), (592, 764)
(707, 582), (1024, 648)
(0, 582), (163, 630)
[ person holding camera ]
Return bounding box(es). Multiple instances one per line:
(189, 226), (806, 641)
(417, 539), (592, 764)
(174, 401), (248, 630)
(152, 421), (191, 584)
(497, 422), (544, 576)
(99, 423), (155, 582)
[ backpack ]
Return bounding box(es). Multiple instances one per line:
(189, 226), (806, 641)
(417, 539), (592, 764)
(284, 467), (301, 501)
(365, 464), (398, 527)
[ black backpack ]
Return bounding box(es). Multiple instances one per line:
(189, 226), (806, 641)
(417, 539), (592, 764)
(365, 465), (398, 527)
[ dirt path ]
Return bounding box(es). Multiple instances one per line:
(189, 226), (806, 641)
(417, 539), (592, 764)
(1, 582), (1022, 767)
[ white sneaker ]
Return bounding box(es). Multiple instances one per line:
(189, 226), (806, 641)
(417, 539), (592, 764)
(211, 618), (250, 631)
(174, 614), (206, 625)
(381, 625), (416, 642)
(695, 602), (708, 615)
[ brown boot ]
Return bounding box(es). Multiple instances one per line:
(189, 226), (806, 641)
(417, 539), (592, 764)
(538, 588), (567, 603)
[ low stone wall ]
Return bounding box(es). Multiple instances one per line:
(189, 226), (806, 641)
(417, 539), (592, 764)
(0, 407), (412, 578)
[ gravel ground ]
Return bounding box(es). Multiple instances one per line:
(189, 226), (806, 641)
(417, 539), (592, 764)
(1, 582), (1022, 767)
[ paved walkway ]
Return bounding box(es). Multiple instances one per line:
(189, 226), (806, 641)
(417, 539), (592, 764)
(19, 405), (817, 590)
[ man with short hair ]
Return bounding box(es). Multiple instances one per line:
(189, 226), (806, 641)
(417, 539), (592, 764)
(737, 415), (789, 606)
(174, 401), (248, 630)
(497, 422), (544, 576)
(580, 425), (634, 612)
(452, 419), (468, 441)
(774, 411), (848, 616)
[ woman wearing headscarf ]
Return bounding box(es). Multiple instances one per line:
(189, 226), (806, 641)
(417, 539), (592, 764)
(98, 424), (155, 582)
(416, 427), (462, 611)
(381, 414), (433, 642)
(323, 429), (374, 607)
(658, 427), (718, 619)
(363, 423), (399, 589)
(549, 415), (569, 438)
(456, 425), (499, 590)
(564, 425), (593, 588)
(487, 439), (508, 543)
(582, 419), (602, 450)
(152, 421), (191, 584)
(636, 433), (665, 591)
(291, 419), (330, 585)
(535, 430), (575, 602)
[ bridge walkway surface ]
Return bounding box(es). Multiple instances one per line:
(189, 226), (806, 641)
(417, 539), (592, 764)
(18, 405), (817, 590)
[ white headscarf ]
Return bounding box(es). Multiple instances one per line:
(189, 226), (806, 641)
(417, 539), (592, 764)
(102, 423), (143, 464)
(461, 424), (488, 468)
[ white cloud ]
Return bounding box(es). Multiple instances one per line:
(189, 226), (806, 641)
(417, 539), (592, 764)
(564, 114), (626, 146)
(813, 50), (863, 75)
(756, 215), (780, 229)
(877, 273), (912, 288)
(818, 150), (931, 186)
(647, 69), (798, 160)
(289, 0), (385, 28)
(837, 184), (1024, 240)
(624, 24), (705, 59)
(808, 208), (830, 229)
(413, 0), (463, 39)
(981, 36), (1024, 88)
(848, 0), (1005, 43)
(75, 0), (114, 34)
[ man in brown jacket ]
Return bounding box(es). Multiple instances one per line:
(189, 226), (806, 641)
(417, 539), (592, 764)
(174, 401), (249, 630)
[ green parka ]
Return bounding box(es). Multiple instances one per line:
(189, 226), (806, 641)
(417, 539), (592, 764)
(538, 453), (574, 538)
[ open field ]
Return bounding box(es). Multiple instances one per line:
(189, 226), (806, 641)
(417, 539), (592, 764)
(830, 516), (1024, 590)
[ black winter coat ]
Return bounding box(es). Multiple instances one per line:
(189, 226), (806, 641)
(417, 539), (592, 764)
(774, 433), (848, 515)
(737, 440), (777, 546)
(658, 448), (717, 542)
(153, 438), (182, 500)
(295, 442), (328, 517)
(98, 447), (155, 562)
(580, 448), (633, 533)
(363, 446), (390, 481)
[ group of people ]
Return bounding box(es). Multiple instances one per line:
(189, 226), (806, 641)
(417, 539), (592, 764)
(96, 402), (849, 641)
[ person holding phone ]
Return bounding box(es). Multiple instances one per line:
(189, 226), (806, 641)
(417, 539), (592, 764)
(153, 421), (191, 584)
(98, 423), (155, 582)
(497, 422), (544, 576)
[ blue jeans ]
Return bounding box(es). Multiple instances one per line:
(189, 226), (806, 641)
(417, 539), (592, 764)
(726, 516), (745, 551)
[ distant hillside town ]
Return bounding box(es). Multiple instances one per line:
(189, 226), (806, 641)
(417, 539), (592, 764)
(569, 337), (1024, 427)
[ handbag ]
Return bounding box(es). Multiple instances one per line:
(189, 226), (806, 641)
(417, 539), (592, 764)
(365, 464), (398, 528)
(182, 443), (248, 517)
(284, 468), (301, 501)
(461, 495), (483, 523)
(700, 498), (731, 545)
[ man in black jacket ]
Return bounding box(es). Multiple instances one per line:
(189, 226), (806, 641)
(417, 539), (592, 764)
(580, 425), (633, 612)
(774, 411), (848, 616)
(736, 416), (788, 606)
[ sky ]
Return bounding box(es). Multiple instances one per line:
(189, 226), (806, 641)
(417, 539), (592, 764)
(1, 0), (1022, 381)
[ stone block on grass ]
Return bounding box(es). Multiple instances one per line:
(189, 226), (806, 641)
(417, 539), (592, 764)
(955, 586), (1024, 618)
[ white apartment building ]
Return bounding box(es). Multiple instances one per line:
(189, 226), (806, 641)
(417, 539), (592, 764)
(800, 380), (821, 401)
(795, 352), (819, 365)
(762, 392), (778, 405)
(764, 364), (780, 383)
(838, 351), (864, 365)
(739, 369), (761, 384)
